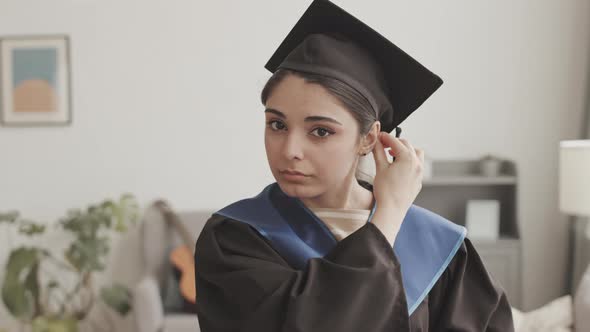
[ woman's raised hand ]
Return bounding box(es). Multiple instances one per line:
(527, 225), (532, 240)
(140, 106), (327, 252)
(372, 132), (425, 216)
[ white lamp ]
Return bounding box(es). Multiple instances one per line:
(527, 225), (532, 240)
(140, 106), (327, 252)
(560, 139), (590, 329)
(559, 140), (590, 217)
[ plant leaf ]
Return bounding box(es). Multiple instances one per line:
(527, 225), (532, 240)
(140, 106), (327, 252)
(1, 247), (41, 320)
(100, 283), (132, 315)
(17, 220), (46, 236)
(111, 194), (139, 232)
(0, 211), (19, 224)
(64, 236), (109, 272)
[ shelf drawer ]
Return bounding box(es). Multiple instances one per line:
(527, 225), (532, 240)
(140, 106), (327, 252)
(471, 239), (522, 308)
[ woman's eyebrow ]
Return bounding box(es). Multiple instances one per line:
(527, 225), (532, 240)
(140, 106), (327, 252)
(264, 108), (342, 126)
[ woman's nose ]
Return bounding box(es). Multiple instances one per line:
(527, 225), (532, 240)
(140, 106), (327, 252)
(282, 132), (304, 160)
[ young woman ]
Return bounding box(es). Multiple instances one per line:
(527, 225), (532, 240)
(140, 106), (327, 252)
(194, 1), (515, 331)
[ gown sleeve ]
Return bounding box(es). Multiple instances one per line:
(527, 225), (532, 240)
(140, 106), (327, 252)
(193, 214), (410, 332)
(425, 237), (516, 331)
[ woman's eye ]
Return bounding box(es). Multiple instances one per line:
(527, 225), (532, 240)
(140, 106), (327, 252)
(266, 120), (333, 138)
(311, 127), (334, 138)
(267, 120), (286, 131)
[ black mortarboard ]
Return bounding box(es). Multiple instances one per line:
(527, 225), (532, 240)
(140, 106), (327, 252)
(264, 0), (443, 135)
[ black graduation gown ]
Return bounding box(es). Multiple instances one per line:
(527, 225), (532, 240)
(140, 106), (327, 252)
(193, 213), (515, 331)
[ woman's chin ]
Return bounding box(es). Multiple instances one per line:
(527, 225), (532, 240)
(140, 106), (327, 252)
(277, 179), (315, 198)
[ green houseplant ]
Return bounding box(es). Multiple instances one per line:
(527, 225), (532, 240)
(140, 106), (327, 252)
(0, 194), (140, 332)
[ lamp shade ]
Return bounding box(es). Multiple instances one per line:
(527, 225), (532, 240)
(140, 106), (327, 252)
(559, 140), (590, 216)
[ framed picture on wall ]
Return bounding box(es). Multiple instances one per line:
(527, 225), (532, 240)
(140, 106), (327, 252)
(0, 35), (72, 126)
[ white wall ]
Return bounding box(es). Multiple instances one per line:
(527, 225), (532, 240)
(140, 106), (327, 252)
(1, 0), (589, 329)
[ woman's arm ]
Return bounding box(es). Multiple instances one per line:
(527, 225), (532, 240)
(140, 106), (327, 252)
(194, 214), (410, 332)
(426, 238), (515, 332)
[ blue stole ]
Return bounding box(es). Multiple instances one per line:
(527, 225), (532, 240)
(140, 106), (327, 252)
(213, 182), (467, 315)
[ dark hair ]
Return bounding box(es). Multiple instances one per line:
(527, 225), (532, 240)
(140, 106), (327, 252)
(260, 69), (377, 136)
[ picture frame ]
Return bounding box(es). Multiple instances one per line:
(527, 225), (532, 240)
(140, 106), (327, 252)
(0, 35), (72, 126)
(465, 199), (500, 240)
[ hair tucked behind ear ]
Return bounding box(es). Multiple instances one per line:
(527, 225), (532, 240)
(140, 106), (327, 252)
(261, 68), (379, 186)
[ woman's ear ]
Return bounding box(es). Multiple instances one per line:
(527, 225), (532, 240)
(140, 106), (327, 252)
(360, 121), (381, 155)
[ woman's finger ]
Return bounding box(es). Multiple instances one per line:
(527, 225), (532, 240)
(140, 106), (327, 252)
(398, 137), (411, 150)
(372, 134), (388, 171)
(398, 138), (415, 155)
(380, 132), (409, 159)
(415, 148), (424, 164)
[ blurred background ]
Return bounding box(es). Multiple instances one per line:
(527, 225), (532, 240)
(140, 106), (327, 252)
(1, 0), (589, 331)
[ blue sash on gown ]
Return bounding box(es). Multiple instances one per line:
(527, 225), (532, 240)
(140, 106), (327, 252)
(214, 182), (467, 315)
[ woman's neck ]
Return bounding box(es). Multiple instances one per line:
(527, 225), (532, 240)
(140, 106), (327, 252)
(300, 179), (374, 210)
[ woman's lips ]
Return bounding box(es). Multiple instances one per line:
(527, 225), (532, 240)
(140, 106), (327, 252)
(282, 169), (306, 176)
(280, 170), (308, 181)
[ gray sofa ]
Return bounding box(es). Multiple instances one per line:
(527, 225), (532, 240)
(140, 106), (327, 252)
(134, 204), (213, 332)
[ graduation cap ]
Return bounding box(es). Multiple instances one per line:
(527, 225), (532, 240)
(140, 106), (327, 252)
(264, 0), (443, 135)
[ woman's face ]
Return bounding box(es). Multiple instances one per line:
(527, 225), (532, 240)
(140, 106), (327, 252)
(264, 73), (365, 199)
